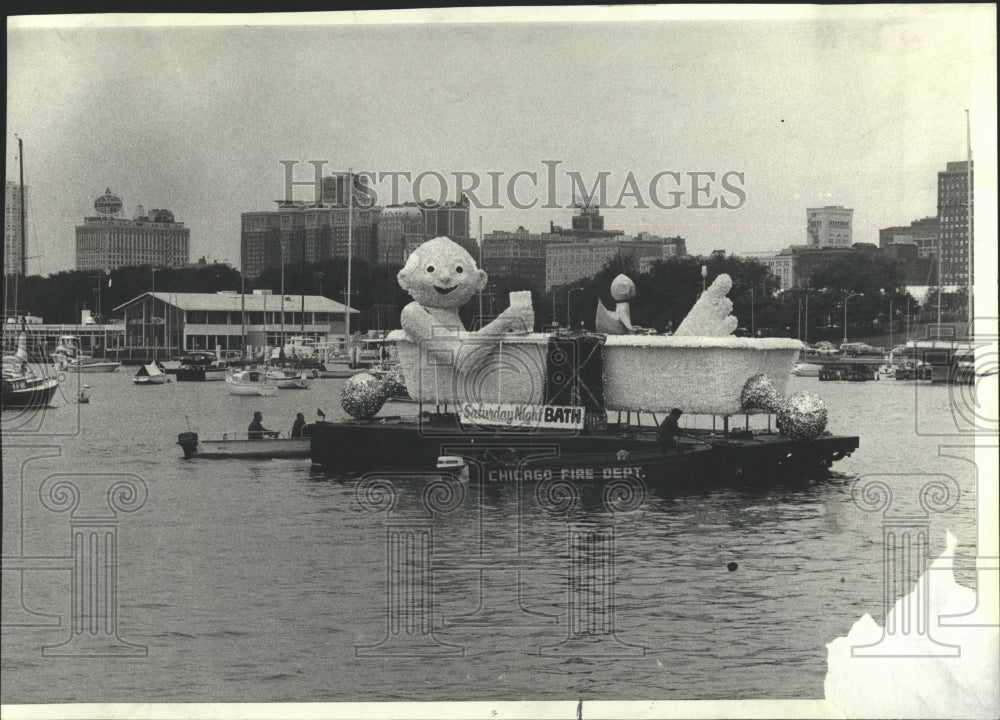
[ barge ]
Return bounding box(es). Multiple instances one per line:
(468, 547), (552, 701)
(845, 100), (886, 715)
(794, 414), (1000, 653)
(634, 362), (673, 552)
(309, 412), (859, 481)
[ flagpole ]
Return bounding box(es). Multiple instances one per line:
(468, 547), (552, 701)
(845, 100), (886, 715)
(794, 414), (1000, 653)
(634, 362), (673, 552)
(478, 215), (483, 326)
(345, 169), (353, 361)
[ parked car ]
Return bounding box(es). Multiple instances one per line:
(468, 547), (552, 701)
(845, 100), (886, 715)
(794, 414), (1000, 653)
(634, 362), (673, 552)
(839, 343), (868, 357)
(813, 342), (840, 356)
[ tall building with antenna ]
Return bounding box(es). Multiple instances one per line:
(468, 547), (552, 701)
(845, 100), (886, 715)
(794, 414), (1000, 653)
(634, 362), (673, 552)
(75, 188), (190, 271)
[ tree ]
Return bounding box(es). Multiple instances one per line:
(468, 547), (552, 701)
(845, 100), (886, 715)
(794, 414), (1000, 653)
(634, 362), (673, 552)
(808, 250), (906, 296)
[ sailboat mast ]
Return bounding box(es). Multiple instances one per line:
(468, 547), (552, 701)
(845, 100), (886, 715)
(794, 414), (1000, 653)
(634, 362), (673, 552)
(300, 223), (306, 338)
(345, 169), (353, 360)
(18, 137), (26, 279)
(936, 221), (942, 331)
(12, 135), (26, 319)
(151, 267), (156, 362)
(240, 271), (246, 358)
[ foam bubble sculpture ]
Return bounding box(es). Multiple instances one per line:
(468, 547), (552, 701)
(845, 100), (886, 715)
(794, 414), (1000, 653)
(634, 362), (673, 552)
(775, 391), (828, 441)
(739, 373), (782, 413)
(341, 372), (399, 420)
(740, 375), (828, 441)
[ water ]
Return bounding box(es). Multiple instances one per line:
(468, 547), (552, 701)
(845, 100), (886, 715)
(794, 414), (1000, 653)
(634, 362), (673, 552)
(1, 371), (982, 703)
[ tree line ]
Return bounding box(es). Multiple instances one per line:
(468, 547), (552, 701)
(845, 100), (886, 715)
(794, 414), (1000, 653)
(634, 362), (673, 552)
(3, 248), (959, 340)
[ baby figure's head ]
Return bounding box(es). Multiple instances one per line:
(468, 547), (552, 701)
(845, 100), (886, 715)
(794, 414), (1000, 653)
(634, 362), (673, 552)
(398, 237), (488, 309)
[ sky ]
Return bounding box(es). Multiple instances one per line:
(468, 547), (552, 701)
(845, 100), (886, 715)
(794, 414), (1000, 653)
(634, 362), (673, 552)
(6, 6), (996, 276)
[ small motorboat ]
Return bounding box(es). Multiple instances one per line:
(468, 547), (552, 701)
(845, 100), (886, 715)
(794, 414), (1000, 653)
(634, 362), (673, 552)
(177, 430), (310, 459)
(265, 368), (313, 389)
(57, 357), (121, 373)
(792, 362), (823, 377)
(176, 352), (228, 381)
(317, 362), (357, 379)
(133, 362), (170, 385)
(51, 335), (121, 373)
(2, 334), (59, 409)
(225, 367), (277, 396)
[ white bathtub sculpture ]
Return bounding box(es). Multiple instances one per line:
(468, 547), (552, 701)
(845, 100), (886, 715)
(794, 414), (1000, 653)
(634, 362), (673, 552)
(391, 239), (802, 417)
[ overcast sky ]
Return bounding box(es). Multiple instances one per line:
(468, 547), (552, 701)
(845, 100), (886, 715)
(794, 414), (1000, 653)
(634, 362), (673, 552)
(6, 6), (996, 275)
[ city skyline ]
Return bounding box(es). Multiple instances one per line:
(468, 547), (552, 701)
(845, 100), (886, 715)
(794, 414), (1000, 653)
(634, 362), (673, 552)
(6, 7), (994, 277)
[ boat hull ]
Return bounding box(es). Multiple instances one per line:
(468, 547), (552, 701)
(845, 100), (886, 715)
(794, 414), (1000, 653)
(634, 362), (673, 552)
(178, 432), (310, 459)
(133, 375), (169, 385)
(2, 377), (59, 409)
(61, 362), (120, 373)
(226, 381), (278, 396)
(176, 368), (227, 381)
(267, 372), (313, 389)
(792, 363), (823, 377)
(308, 416), (859, 481)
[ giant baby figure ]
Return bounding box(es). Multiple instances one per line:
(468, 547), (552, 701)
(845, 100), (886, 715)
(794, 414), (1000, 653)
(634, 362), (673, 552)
(398, 237), (534, 374)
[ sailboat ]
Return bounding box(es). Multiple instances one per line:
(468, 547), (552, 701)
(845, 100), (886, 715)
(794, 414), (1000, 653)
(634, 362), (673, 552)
(133, 270), (170, 385)
(225, 366), (278, 396)
(133, 361), (169, 385)
(52, 335), (120, 373)
(226, 346), (277, 396)
(2, 331), (59, 409)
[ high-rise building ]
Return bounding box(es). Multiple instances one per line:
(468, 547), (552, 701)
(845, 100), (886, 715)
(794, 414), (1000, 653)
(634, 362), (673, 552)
(937, 160), (972, 285)
(545, 237), (682, 291)
(376, 203), (424, 266)
(481, 227), (568, 290)
(240, 173), (378, 280)
(417, 193), (479, 259)
(550, 203), (621, 239)
(4, 181), (26, 276)
(421, 194), (470, 241)
(806, 206), (853, 248)
(880, 217), (940, 260)
(76, 189), (190, 271)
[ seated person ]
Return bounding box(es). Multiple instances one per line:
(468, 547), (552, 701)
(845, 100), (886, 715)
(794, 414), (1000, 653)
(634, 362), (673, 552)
(291, 412), (307, 438)
(248, 411), (277, 440)
(657, 408), (684, 452)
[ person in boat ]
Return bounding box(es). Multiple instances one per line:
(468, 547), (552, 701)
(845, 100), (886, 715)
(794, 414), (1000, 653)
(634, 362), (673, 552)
(291, 412), (308, 438)
(657, 408), (684, 452)
(248, 411), (277, 440)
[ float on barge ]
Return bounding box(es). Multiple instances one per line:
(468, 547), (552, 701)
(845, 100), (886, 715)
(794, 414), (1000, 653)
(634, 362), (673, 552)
(314, 238), (859, 480)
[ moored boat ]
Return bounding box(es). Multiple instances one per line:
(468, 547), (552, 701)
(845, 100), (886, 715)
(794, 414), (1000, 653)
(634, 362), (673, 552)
(132, 362), (170, 385)
(52, 335), (120, 373)
(225, 367), (277, 396)
(176, 351), (228, 381)
(265, 368), (313, 389)
(2, 334), (59, 409)
(792, 362), (823, 377)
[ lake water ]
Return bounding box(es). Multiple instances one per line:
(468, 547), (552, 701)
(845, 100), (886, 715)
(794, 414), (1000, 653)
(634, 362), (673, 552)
(1, 370), (982, 703)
